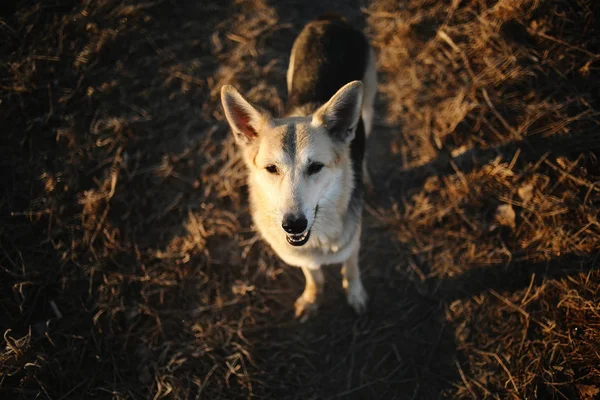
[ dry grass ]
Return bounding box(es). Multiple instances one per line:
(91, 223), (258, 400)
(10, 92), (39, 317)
(1, 0), (599, 399)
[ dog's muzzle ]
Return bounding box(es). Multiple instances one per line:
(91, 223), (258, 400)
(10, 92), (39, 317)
(281, 206), (318, 247)
(282, 213), (310, 246)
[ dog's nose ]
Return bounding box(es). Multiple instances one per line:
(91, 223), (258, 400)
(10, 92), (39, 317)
(282, 214), (308, 234)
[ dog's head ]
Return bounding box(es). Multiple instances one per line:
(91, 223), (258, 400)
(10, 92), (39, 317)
(221, 81), (363, 247)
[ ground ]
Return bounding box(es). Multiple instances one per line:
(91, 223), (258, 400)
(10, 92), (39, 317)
(1, 0), (599, 399)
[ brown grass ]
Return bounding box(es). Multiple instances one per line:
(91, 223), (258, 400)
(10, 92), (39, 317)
(1, 0), (599, 398)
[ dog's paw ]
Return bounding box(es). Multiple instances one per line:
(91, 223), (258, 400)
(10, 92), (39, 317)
(294, 295), (319, 323)
(346, 280), (368, 315)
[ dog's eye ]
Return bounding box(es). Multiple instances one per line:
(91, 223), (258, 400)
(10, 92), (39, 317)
(265, 165), (278, 174)
(307, 162), (324, 176)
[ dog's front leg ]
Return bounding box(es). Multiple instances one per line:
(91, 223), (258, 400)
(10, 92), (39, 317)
(341, 244), (368, 314)
(295, 266), (324, 322)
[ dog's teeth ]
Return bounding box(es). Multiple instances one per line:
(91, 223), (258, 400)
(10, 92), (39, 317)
(287, 230), (310, 245)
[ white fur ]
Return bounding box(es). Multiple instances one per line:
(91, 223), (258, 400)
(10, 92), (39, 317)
(361, 47), (377, 138)
(286, 40), (298, 93)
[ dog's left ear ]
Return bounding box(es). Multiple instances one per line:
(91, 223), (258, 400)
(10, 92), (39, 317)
(312, 80), (363, 143)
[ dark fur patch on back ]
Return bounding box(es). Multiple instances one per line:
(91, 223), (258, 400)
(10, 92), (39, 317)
(286, 17), (370, 113)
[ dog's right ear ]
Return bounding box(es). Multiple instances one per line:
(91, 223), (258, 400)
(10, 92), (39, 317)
(221, 85), (266, 145)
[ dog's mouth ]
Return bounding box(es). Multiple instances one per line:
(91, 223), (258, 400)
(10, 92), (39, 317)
(286, 230), (311, 246)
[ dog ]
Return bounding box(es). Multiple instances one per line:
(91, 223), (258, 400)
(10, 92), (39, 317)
(221, 15), (377, 321)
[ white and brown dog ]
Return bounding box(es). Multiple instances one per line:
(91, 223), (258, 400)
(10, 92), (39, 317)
(221, 15), (376, 321)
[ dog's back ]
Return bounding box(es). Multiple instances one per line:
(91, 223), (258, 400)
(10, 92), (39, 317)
(287, 16), (371, 110)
